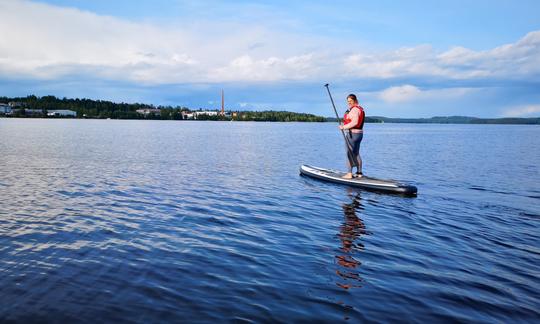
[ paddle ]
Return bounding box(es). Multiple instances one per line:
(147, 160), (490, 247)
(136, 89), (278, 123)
(324, 83), (355, 170)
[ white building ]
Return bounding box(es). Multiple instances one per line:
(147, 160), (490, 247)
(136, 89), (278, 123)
(0, 103), (11, 114)
(181, 111), (194, 119)
(136, 108), (161, 116)
(47, 110), (77, 117)
(193, 111), (219, 118)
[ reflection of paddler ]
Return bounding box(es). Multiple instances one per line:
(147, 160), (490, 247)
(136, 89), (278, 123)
(335, 192), (368, 290)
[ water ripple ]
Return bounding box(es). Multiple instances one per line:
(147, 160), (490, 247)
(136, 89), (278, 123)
(0, 120), (539, 322)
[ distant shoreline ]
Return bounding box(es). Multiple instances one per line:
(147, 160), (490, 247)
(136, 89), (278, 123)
(2, 115), (539, 125)
(1, 95), (539, 124)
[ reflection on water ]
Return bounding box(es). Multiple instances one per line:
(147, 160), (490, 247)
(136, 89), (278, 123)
(334, 190), (371, 320)
(2, 120), (539, 322)
(335, 190), (368, 291)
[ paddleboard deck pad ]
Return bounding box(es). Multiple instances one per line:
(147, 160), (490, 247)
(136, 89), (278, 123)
(300, 165), (417, 196)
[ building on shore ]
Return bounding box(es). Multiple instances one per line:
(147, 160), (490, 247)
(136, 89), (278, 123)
(136, 108), (161, 116)
(0, 103), (11, 114)
(47, 110), (77, 117)
(10, 109), (44, 116)
(181, 111), (194, 120)
(193, 110), (219, 119)
(8, 102), (23, 108)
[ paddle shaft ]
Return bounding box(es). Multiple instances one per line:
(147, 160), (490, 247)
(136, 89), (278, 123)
(324, 84), (355, 166)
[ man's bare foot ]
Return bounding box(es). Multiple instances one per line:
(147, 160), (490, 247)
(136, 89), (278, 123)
(342, 173), (353, 179)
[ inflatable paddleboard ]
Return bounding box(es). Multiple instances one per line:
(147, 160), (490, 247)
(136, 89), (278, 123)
(300, 164), (417, 196)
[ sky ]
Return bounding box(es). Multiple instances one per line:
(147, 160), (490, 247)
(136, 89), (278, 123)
(1, 0), (539, 117)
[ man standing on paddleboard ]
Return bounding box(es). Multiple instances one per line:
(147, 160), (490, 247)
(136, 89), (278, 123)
(338, 94), (365, 179)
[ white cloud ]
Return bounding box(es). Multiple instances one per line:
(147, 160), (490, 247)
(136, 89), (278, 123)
(0, 0), (321, 83)
(0, 1), (539, 86)
(0, 1), (198, 81)
(346, 31), (540, 80)
(378, 85), (475, 103)
(379, 85), (422, 103)
(344, 45), (447, 78)
(437, 31), (540, 79)
(212, 54), (317, 82)
(501, 105), (540, 117)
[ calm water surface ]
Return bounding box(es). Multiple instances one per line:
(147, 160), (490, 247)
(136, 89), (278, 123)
(0, 119), (539, 322)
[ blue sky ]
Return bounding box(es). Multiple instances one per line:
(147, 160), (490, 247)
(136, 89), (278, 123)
(1, 0), (539, 117)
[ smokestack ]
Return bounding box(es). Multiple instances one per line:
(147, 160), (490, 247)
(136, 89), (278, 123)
(221, 89), (224, 116)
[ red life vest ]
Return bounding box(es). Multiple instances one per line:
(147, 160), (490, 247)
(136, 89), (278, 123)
(343, 105), (365, 130)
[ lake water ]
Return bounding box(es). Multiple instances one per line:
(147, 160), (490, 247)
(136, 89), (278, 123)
(0, 118), (539, 322)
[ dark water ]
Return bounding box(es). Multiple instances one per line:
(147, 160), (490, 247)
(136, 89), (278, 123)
(1, 119), (539, 322)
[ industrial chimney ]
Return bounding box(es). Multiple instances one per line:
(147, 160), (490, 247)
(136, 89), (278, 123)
(221, 89), (224, 116)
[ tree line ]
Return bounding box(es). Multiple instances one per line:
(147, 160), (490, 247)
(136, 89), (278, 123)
(0, 95), (185, 119)
(3, 95), (536, 124)
(0, 95), (326, 122)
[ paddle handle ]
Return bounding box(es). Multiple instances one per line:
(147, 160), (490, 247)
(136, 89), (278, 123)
(324, 84), (355, 165)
